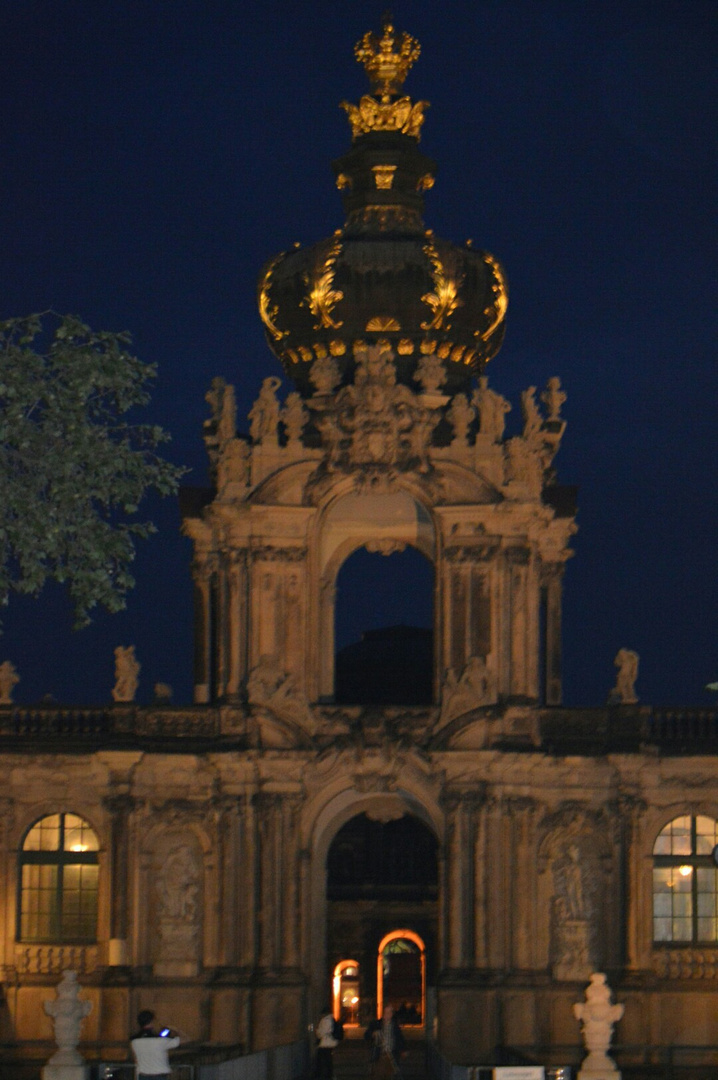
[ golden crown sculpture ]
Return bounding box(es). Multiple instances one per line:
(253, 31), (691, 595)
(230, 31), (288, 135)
(355, 21), (420, 100)
(342, 21), (428, 141)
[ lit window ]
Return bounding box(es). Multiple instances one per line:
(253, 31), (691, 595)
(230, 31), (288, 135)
(652, 815), (718, 944)
(18, 813), (99, 943)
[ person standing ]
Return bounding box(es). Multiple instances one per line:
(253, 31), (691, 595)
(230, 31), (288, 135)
(365, 1004), (406, 1080)
(315, 1004), (339, 1080)
(130, 1009), (181, 1080)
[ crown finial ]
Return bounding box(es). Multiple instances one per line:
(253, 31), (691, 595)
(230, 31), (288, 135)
(354, 19), (421, 101)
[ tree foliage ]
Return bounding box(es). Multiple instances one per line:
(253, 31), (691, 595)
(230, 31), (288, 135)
(0, 313), (186, 626)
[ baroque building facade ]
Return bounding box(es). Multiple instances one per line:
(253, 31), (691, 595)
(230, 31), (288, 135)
(1, 21), (718, 1074)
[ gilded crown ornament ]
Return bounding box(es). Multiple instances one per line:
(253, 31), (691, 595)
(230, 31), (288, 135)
(355, 21), (420, 100)
(341, 19), (429, 141)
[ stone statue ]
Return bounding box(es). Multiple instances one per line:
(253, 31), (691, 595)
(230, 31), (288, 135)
(309, 355), (341, 396)
(521, 386), (543, 441)
(573, 973), (624, 1080)
(542, 376), (566, 422)
(504, 437), (542, 497)
(249, 376), (281, 444)
(205, 376), (236, 447)
(157, 845), (199, 922)
(217, 437), (252, 492)
(439, 655), (494, 725)
(414, 352), (446, 395)
(282, 391), (308, 445)
(112, 646), (140, 703)
(153, 682), (173, 703)
(42, 969), (92, 1078)
(0, 660), (19, 704)
(609, 648), (639, 705)
(472, 376), (511, 441)
(447, 393), (475, 446)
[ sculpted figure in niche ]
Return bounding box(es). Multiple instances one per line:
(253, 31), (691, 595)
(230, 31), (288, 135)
(249, 376), (281, 443)
(0, 660), (19, 704)
(112, 645), (140, 703)
(157, 845), (199, 922)
(472, 376), (511, 442)
(447, 392), (475, 446)
(541, 376), (566, 422)
(609, 648), (639, 704)
(282, 391), (308, 445)
(521, 386), (543, 441)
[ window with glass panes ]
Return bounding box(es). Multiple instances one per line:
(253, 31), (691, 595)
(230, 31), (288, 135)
(18, 813), (99, 943)
(652, 815), (718, 944)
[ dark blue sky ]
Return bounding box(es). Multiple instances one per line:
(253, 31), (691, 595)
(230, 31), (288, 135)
(1, 1), (716, 708)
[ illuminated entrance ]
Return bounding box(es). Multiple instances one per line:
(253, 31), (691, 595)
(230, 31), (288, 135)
(377, 930), (425, 1024)
(326, 812), (438, 1026)
(333, 959), (360, 1024)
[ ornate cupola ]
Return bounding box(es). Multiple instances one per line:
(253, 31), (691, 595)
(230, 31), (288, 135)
(258, 20), (508, 397)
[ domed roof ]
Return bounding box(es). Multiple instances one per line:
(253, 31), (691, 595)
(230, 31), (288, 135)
(257, 21), (508, 397)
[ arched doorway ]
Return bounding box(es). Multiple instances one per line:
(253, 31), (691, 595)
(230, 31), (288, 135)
(334, 546), (434, 704)
(326, 811), (438, 1027)
(333, 959), (360, 1024)
(377, 930), (425, 1025)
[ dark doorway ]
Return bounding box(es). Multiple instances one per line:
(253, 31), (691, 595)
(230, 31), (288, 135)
(334, 547), (434, 705)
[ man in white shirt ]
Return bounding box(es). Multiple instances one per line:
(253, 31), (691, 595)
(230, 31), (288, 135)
(130, 1009), (181, 1079)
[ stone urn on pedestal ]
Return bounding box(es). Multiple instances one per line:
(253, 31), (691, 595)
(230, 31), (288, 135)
(42, 970), (92, 1080)
(573, 972), (624, 1080)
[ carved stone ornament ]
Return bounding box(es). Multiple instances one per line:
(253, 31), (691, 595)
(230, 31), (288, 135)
(542, 376), (566, 422)
(413, 352), (446, 395)
(573, 973), (624, 1080)
(245, 654), (312, 732)
(155, 842), (201, 974)
(282, 391), (309, 445)
(309, 354), (341, 396)
(43, 969), (92, 1071)
(439, 655), (496, 727)
(313, 341), (440, 475)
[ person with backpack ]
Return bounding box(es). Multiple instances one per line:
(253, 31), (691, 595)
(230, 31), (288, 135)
(315, 1005), (340, 1080)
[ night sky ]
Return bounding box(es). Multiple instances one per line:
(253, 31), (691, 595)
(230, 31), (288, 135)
(1, 1), (716, 709)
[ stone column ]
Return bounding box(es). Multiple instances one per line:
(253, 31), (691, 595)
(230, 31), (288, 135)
(542, 563), (565, 705)
(317, 576), (336, 701)
(506, 546), (536, 699)
(507, 797), (538, 971)
(255, 793), (280, 971)
(104, 794), (134, 966)
(281, 795), (303, 968)
(442, 790), (484, 968)
(226, 551), (248, 701)
(620, 796), (647, 972)
(192, 557), (214, 704)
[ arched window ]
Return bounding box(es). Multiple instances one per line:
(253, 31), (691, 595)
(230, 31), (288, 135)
(18, 813), (99, 943)
(652, 815), (718, 944)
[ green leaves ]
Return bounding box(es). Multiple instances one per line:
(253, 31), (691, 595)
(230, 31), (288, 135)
(0, 312), (187, 627)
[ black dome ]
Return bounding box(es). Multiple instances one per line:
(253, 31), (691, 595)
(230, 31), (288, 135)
(257, 22), (508, 397)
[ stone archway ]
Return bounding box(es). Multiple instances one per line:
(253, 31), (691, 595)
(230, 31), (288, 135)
(314, 489), (436, 701)
(305, 783), (442, 1031)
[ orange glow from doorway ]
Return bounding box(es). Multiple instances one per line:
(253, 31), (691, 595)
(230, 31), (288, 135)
(376, 929), (426, 1024)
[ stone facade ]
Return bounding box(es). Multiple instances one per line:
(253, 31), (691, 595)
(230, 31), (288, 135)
(2, 19), (718, 1076)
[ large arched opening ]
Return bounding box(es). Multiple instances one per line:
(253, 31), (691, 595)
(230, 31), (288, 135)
(326, 811), (438, 1027)
(335, 545), (434, 705)
(315, 489), (436, 702)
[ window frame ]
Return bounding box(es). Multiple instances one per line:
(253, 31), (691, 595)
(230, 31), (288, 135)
(17, 812), (100, 945)
(652, 813), (718, 947)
